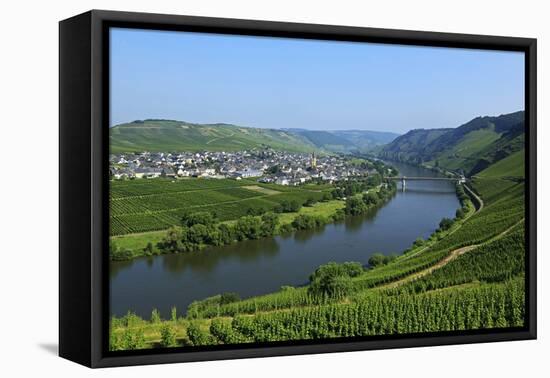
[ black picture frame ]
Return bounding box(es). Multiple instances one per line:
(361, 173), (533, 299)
(59, 9), (537, 368)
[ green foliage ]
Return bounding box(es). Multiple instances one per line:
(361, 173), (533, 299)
(278, 223), (295, 234)
(260, 213), (279, 237)
(150, 308), (161, 324)
(368, 253), (397, 267)
(159, 324), (178, 347)
(182, 211), (216, 228)
(235, 216), (262, 240)
(345, 197), (368, 215)
(109, 241), (134, 261)
(183, 279), (524, 346)
(121, 327), (146, 350)
(143, 242), (156, 256)
(309, 262), (363, 299)
(439, 218), (454, 231)
(292, 214), (325, 230)
(220, 292), (241, 305)
(186, 322), (216, 346)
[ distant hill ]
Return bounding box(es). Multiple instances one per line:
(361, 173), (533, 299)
(110, 119), (318, 153)
(285, 129), (400, 153)
(378, 111), (525, 176)
(110, 119), (399, 154)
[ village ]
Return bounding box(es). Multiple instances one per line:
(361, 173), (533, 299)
(109, 150), (380, 185)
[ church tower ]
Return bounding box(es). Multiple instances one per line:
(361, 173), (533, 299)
(311, 152), (317, 169)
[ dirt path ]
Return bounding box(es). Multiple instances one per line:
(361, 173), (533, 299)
(382, 245), (478, 289)
(401, 182), (484, 261)
(381, 218), (523, 289)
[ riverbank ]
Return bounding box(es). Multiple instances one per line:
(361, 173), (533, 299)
(110, 174), (525, 350)
(110, 181), (397, 261)
(110, 173), (465, 320)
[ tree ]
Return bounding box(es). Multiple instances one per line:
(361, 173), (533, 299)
(266, 165), (281, 174)
(110, 241), (134, 261)
(304, 198), (316, 207)
(345, 196), (367, 216)
(362, 192), (379, 206)
(157, 226), (185, 253)
(321, 192), (332, 202)
(219, 292), (241, 305)
(368, 253), (396, 267)
(235, 216), (262, 240)
(218, 223), (235, 245)
(143, 242), (154, 256)
(368, 253), (387, 267)
(182, 211), (216, 227)
(260, 212), (279, 237)
(413, 237), (425, 247)
(292, 214), (323, 230)
(308, 262), (360, 299)
(439, 217), (454, 231)
(187, 224), (209, 244)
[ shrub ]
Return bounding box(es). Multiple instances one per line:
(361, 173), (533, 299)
(220, 292), (241, 305)
(160, 324), (178, 347)
(439, 217), (454, 231)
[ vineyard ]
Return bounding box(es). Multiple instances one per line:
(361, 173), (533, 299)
(110, 178), (329, 235)
(109, 173), (527, 351)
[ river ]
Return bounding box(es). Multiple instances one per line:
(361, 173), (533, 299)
(110, 161), (460, 318)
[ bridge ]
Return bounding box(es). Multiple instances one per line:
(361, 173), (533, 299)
(386, 176), (465, 191)
(387, 176), (461, 181)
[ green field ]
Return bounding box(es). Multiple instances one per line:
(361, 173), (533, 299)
(110, 120), (318, 153)
(476, 149), (525, 178)
(110, 163), (526, 349)
(110, 178), (331, 236)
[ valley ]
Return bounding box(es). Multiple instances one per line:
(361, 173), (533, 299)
(108, 110), (526, 351)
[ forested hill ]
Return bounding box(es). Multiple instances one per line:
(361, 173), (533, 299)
(110, 119), (399, 154)
(378, 111), (525, 176)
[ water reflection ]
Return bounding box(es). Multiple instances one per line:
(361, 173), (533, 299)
(161, 237), (281, 275)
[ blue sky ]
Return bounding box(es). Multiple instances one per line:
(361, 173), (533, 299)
(110, 28), (524, 133)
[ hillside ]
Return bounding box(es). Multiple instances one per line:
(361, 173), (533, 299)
(110, 119), (318, 153)
(110, 119), (400, 154)
(378, 111), (525, 176)
(288, 129), (399, 153)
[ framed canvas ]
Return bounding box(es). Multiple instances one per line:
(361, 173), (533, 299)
(59, 10), (537, 368)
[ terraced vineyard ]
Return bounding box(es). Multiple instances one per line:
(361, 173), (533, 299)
(110, 168), (527, 350)
(110, 178), (329, 235)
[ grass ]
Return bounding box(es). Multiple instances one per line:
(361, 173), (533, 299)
(277, 200), (345, 225)
(477, 149), (525, 178)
